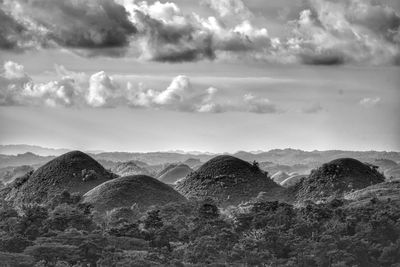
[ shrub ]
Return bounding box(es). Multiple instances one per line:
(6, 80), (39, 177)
(24, 243), (80, 264)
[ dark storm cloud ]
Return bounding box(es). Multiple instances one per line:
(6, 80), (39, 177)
(132, 10), (216, 62)
(1, 0), (400, 64)
(1, 0), (136, 52)
(299, 52), (346, 66)
(0, 4), (29, 50)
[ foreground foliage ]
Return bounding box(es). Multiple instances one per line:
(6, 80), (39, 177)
(1, 191), (400, 266)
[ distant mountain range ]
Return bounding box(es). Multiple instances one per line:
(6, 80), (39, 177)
(1, 145), (400, 169)
(2, 144), (400, 160)
(0, 144), (72, 156)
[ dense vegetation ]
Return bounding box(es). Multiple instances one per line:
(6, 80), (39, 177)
(1, 152), (399, 266)
(1, 189), (400, 266)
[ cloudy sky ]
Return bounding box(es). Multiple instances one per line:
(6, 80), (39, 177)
(0, 0), (399, 153)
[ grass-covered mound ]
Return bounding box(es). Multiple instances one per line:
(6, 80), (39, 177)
(0, 165), (34, 184)
(1, 151), (115, 205)
(82, 175), (186, 213)
(175, 155), (282, 206)
(271, 171), (290, 184)
(345, 180), (400, 206)
(294, 158), (385, 202)
(183, 158), (202, 169)
(158, 164), (192, 184)
(156, 163), (178, 178)
(385, 165), (400, 180)
(280, 174), (307, 188)
(111, 161), (151, 177)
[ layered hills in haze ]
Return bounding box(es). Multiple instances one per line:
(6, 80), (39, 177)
(1, 148), (399, 210)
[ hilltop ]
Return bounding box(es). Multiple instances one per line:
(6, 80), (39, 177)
(111, 161), (151, 177)
(158, 164), (192, 184)
(345, 180), (400, 207)
(83, 175), (186, 213)
(280, 174), (308, 188)
(271, 171), (289, 184)
(294, 158), (385, 202)
(1, 151), (115, 205)
(183, 158), (202, 169)
(175, 155), (282, 206)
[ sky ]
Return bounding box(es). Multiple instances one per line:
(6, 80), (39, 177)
(0, 0), (400, 153)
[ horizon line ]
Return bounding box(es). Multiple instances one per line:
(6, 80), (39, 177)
(1, 143), (399, 155)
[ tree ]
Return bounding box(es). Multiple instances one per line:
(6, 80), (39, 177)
(144, 210), (163, 231)
(18, 204), (48, 240)
(251, 160), (260, 172)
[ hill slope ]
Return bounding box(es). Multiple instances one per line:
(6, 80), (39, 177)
(1, 151), (115, 205)
(157, 164), (178, 178)
(294, 158), (385, 202)
(111, 161), (151, 177)
(385, 165), (400, 180)
(280, 174), (307, 188)
(0, 165), (34, 184)
(158, 164), (192, 184)
(344, 180), (400, 207)
(271, 171), (290, 184)
(83, 175), (186, 213)
(175, 155), (282, 206)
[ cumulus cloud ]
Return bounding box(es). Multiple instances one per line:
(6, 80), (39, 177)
(0, 61), (283, 113)
(302, 102), (324, 114)
(127, 75), (222, 112)
(201, 0), (253, 20)
(288, 0), (400, 65)
(124, 0), (400, 64)
(130, 7), (215, 62)
(87, 72), (121, 107)
(3, 60), (28, 79)
(1, 0), (399, 64)
(243, 94), (279, 114)
(0, 61), (85, 106)
(359, 97), (381, 108)
(123, 0), (273, 62)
